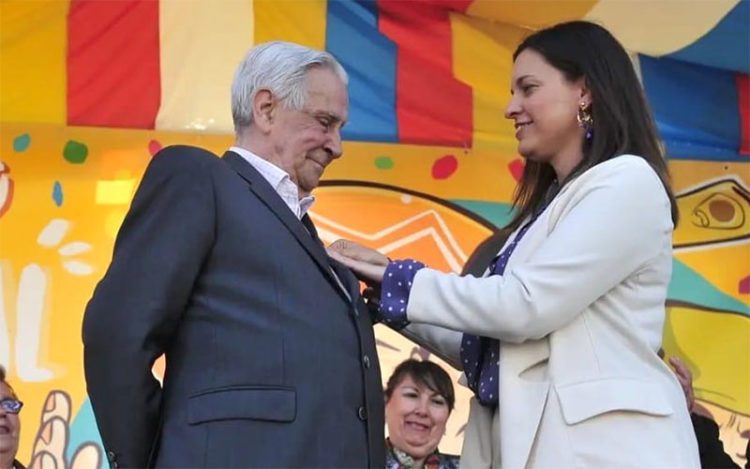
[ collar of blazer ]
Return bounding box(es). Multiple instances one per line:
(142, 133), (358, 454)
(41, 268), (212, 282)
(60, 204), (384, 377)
(222, 151), (356, 303)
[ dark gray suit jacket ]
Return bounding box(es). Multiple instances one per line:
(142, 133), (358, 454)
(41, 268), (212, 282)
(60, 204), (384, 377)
(83, 146), (385, 468)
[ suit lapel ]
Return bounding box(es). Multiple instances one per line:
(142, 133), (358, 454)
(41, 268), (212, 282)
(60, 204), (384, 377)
(222, 151), (351, 302)
(303, 214), (360, 302)
(329, 256), (361, 304)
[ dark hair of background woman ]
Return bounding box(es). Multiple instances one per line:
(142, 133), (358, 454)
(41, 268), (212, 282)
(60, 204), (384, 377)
(0, 364), (18, 399)
(385, 359), (456, 412)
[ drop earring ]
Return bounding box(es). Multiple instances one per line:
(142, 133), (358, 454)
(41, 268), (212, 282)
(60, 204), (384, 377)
(577, 101), (593, 140)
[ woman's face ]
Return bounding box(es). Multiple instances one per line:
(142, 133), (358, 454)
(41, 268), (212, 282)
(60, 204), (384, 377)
(505, 49), (587, 169)
(385, 375), (451, 462)
(0, 382), (20, 458)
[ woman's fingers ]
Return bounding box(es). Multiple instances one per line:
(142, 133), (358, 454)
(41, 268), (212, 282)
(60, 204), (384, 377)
(328, 239), (389, 266)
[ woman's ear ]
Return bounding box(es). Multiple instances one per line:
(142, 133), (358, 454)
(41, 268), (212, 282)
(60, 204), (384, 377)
(578, 78), (592, 108)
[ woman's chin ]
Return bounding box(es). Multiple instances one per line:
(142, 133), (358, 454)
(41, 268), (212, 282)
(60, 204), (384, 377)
(516, 143), (534, 159)
(400, 436), (436, 453)
(518, 147), (549, 164)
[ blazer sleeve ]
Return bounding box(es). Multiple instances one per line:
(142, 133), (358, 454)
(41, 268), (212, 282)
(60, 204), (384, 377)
(406, 159), (672, 343)
(82, 147), (216, 467)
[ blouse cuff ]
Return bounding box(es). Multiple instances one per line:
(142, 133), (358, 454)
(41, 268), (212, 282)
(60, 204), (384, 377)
(379, 259), (426, 330)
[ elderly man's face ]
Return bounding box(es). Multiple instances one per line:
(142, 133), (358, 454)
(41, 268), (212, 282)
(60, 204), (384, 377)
(270, 67), (348, 195)
(0, 382), (20, 458)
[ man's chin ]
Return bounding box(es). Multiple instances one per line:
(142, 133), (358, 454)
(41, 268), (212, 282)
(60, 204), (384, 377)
(299, 179), (319, 196)
(300, 170), (324, 191)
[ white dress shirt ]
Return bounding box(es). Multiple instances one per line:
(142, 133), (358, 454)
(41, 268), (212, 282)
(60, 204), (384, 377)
(229, 146), (350, 300)
(230, 146), (315, 220)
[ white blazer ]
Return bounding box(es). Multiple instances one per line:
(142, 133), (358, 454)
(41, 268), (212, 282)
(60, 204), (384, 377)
(403, 155), (700, 468)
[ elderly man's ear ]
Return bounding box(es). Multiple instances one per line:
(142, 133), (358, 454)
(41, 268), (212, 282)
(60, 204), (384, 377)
(252, 89), (276, 132)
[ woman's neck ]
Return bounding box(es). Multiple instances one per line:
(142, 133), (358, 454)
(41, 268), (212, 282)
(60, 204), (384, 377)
(549, 136), (585, 183)
(550, 154), (583, 183)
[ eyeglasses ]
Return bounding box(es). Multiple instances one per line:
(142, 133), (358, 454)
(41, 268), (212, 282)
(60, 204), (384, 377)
(0, 398), (23, 414)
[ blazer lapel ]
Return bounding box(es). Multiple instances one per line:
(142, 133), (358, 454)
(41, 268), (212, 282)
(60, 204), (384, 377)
(222, 151), (350, 302)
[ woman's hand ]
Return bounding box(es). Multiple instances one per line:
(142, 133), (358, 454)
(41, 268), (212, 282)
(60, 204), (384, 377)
(327, 239), (388, 284)
(669, 356), (695, 413)
(328, 239), (389, 266)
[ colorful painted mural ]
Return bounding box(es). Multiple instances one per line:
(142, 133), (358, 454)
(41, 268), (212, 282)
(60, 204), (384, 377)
(1, 0), (748, 466)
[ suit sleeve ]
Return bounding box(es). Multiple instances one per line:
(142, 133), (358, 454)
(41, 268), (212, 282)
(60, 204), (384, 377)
(406, 160), (672, 343)
(82, 147), (216, 467)
(399, 323), (463, 370)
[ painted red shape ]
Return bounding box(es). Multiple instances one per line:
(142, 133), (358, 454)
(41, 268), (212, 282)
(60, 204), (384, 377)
(378, 0), (473, 147)
(68, 0), (161, 128)
(0, 163), (14, 218)
(432, 154), (458, 179)
(737, 74), (749, 156)
(508, 158), (525, 182)
(739, 275), (750, 294)
(148, 139), (163, 156)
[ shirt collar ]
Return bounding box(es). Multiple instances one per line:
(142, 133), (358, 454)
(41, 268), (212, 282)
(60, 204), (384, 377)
(229, 146), (316, 219)
(230, 146), (291, 192)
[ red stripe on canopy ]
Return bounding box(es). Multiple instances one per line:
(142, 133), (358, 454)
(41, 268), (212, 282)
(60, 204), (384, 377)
(67, 0), (161, 128)
(379, 0), (473, 147)
(737, 74), (749, 156)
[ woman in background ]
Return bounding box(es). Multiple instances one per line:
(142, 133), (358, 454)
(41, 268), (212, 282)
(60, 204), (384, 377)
(384, 359), (459, 469)
(0, 365), (24, 469)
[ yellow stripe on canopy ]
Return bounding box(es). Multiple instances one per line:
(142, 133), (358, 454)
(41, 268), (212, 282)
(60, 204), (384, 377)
(466, 0), (596, 30)
(0, 0), (68, 124)
(451, 12), (527, 154)
(253, 0), (327, 49)
(155, 0), (254, 133)
(585, 0), (741, 56)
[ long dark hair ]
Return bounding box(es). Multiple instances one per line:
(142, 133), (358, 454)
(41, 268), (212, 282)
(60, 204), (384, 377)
(506, 21), (679, 233)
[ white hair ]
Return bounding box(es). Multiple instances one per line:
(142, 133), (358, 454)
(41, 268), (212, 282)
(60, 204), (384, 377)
(231, 41), (348, 133)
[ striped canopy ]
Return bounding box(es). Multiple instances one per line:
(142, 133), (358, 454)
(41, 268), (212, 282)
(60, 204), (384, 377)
(2, 0), (748, 161)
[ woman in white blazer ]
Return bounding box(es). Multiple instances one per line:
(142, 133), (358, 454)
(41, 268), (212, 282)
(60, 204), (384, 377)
(330, 21), (700, 468)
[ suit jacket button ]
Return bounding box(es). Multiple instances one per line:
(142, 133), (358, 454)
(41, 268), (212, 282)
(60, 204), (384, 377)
(363, 355), (371, 369)
(357, 406), (367, 421)
(106, 451), (116, 462)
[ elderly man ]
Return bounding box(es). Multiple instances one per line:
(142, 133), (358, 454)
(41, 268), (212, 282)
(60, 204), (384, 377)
(83, 42), (384, 468)
(0, 366), (23, 469)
